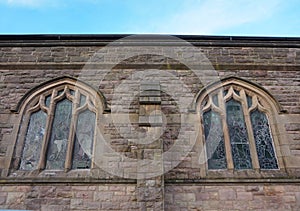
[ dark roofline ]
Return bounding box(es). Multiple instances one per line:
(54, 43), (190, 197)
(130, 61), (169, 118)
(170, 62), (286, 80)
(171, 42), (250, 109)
(0, 34), (300, 48)
(0, 34), (300, 41)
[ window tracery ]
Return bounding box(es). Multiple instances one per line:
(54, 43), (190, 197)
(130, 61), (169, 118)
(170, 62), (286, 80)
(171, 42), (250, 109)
(201, 81), (279, 171)
(15, 78), (100, 172)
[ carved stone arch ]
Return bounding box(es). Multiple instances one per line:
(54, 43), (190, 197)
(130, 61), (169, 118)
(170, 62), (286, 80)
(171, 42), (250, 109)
(195, 76), (286, 177)
(194, 76), (283, 114)
(12, 75), (109, 114)
(9, 76), (108, 175)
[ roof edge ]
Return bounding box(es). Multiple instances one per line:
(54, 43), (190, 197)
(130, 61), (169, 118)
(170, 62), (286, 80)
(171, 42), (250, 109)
(0, 34), (299, 41)
(0, 34), (300, 48)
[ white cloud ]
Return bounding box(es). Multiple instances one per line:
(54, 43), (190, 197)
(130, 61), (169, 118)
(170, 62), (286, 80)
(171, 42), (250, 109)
(4, 0), (43, 7)
(151, 0), (282, 34)
(1, 0), (100, 7)
(0, 0), (60, 7)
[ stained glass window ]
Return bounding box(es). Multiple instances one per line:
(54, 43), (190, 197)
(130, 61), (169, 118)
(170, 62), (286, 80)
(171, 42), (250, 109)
(46, 99), (72, 169)
(202, 83), (279, 172)
(17, 82), (99, 173)
(20, 110), (47, 170)
(251, 110), (278, 169)
(203, 110), (227, 169)
(72, 110), (96, 169)
(226, 99), (252, 169)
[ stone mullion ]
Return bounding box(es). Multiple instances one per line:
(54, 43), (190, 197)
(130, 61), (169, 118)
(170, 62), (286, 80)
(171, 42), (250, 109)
(65, 89), (80, 171)
(38, 90), (56, 170)
(240, 90), (260, 170)
(218, 89), (234, 170)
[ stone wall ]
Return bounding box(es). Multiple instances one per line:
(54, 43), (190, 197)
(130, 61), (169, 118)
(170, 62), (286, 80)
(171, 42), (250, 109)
(0, 184), (138, 211)
(165, 184), (300, 211)
(0, 35), (300, 210)
(1, 183), (300, 211)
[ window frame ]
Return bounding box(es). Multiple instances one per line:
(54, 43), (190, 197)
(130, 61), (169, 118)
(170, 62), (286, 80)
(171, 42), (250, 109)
(196, 77), (286, 178)
(9, 77), (106, 176)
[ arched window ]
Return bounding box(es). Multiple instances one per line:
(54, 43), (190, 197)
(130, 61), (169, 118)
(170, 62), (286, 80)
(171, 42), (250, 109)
(13, 77), (104, 172)
(199, 77), (281, 171)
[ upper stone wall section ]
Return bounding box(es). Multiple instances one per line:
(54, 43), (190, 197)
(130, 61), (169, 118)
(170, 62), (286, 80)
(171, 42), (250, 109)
(0, 35), (299, 66)
(0, 35), (300, 179)
(1, 35), (300, 115)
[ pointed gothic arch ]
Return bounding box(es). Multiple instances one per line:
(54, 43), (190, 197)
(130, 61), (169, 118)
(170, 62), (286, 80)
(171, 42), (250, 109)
(11, 75), (108, 114)
(194, 76), (283, 114)
(11, 76), (107, 173)
(196, 76), (285, 174)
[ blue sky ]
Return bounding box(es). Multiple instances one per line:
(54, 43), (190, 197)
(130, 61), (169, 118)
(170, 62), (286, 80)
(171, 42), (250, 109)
(0, 0), (299, 36)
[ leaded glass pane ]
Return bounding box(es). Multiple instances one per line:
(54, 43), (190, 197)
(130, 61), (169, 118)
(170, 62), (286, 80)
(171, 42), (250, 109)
(57, 90), (64, 96)
(233, 88), (240, 96)
(223, 89), (228, 96)
(45, 95), (51, 107)
(203, 110), (227, 169)
(202, 97), (208, 107)
(226, 99), (252, 169)
(72, 110), (95, 169)
(46, 99), (72, 169)
(70, 89), (75, 96)
(212, 94), (219, 106)
(20, 110), (47, 170)
(247, 94), (252, 108)
(251, 110), (278, 169)
(79, 94), (86, 107)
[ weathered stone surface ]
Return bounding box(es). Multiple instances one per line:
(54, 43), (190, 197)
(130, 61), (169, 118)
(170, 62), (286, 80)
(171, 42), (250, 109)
(0, 35), (300, 211)
(219, 188), (236, 200)
(165, 185), (300, 211)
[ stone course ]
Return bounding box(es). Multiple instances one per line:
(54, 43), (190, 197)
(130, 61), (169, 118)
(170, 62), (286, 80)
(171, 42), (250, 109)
(0, 35), (300, 210)
(165, 184), (300, 211)
(1, 184), (300, 210)
(0, 184), (138, 211)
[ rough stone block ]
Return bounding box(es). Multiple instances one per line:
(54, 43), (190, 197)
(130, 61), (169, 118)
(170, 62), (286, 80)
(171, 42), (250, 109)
(219, 188), (236, 200)
(237, 192), (253, 200)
